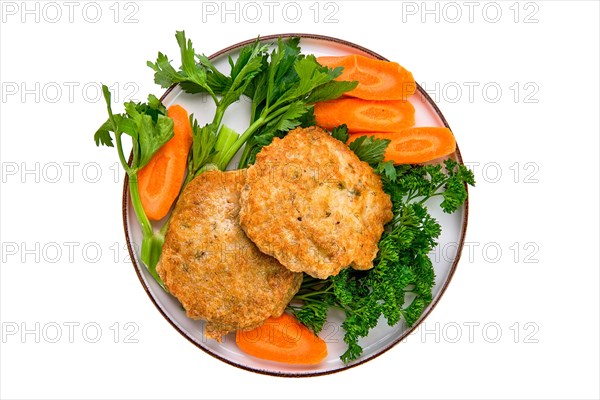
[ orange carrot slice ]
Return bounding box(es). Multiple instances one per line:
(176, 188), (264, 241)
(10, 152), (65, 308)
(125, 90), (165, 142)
(318, 54), (416, 101)
(348, 127), (456, 164)
(138, 105), (192, 221)
(315, 98), (415, 133)
(236, 313), (328, 365)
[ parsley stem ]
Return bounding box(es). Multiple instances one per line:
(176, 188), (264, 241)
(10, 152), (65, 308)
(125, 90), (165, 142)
(261, 103), (293, 124)
(236, 141), (254, 169)
(209, 91), (219, 106)
(213, 103), (227, 127)
(114, 132), (132, 174)
(433, 182), (447, 193)
(127, 174), (152, 237)
(224, 103), (294, 169)
(216, 116), (265, 170)
(294, 290), (332, 300)
(159, 214), (172, 236)
(128, 173), (165, 287)
(418, 192), (443, 205)
(249, 102), (257, 125)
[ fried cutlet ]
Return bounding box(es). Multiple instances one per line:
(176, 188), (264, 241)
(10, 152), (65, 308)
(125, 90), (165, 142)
(239, 126), (393, 279)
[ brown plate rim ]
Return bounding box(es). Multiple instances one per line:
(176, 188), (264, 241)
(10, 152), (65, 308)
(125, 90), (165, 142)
(122, 33), (469, 378)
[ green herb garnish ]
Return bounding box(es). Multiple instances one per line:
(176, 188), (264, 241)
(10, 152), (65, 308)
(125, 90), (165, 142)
(94, 86), (174, 286)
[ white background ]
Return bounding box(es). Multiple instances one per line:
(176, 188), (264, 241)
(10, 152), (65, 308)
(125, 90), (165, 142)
(1, 1), (599, 399)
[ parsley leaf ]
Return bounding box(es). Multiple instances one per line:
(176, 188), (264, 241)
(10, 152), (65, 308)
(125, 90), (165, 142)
(216, 38), (269, 114)
(187, 117), (218, 176)
(94, 120), (114, 147)
(331, 124), (350, 143)
(348, 135), (391, 166)
(123, 101), (174, 170)
(147, 31), (228, 100)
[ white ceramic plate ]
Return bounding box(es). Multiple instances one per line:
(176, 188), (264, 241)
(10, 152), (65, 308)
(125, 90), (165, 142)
(123, 34), (469, 376)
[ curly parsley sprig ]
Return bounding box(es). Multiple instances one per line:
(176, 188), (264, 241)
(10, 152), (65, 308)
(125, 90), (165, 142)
(289, 134), (475, 363)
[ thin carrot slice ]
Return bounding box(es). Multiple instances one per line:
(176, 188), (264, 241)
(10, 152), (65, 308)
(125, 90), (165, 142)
(236, 313), (328, 365)
(315, 98), (415, 133)
(318, 54), (416, 101)
(138, 105), (193, 221)
(348, 127), (456, 164)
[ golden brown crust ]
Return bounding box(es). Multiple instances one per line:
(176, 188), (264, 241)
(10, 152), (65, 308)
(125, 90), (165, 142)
(239, 126), (393, 279)
(156, 170), (302, 340)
